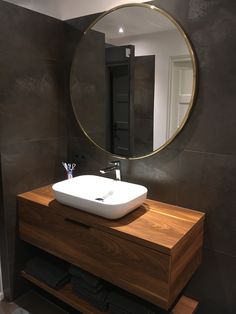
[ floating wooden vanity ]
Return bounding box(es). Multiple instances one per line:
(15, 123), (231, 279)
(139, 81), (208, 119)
(17, 185), (205, 313)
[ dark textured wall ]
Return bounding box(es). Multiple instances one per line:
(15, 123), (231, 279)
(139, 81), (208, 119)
(0, 0), (235, 312)
(70, 29), (108, 149)
(0, 1), (68, 300)
(67, 1), (236, 313)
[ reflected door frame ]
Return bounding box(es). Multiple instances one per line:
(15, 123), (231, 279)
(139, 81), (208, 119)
(166, 55), (193, 139)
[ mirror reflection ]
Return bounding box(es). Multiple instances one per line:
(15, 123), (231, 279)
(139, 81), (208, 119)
(70, 4), (196, 158)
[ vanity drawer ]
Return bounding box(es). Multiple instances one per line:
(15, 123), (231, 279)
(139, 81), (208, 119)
(19, 201), (170, 308)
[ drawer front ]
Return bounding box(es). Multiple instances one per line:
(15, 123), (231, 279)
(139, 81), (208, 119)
(19, 202), (170, 309)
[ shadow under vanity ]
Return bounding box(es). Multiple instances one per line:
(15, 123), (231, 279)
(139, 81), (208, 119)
(17, 185), (204, 314)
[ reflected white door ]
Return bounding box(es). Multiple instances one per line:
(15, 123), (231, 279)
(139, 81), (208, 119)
(168, 58), (193, 137)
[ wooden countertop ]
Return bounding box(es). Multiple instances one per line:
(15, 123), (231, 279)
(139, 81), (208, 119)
(18, 185), (205, 255)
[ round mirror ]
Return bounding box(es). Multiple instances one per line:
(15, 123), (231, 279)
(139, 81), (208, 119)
(70, 3), (197, 159)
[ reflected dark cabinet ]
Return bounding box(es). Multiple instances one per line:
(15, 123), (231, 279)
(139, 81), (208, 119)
(133, 55), (155, 156)
(105, 46), (155, 156)
(105, 45), (135, 156)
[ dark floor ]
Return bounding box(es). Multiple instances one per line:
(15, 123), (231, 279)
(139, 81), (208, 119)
(0, 290), (69, 314)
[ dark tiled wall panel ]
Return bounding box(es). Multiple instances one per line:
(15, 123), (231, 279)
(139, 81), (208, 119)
(66, 0), (236, 313)
(0, 1), (68, 300)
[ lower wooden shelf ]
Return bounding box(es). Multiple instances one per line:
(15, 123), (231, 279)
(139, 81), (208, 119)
(21, 271), (198, 314)
(21, 271), (105, 314)
(171, 296), (198, 314)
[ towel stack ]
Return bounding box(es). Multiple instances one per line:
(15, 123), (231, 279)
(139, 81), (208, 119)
(107, 291), (158, 314)
(12, 309), (31, 314)
(69, 265), (109, 311)
(25, 256), (70, 290)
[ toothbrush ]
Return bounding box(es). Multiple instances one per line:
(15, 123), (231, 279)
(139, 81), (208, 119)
(62, 162), (76, 179)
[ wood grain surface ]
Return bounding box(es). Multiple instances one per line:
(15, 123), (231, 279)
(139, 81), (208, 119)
(21, 272), (198, 314)
(171, 296), (198, 314)
(18, 185), (205, 310)
(21, 271), (103, 314)
(18, 185), (205, 255)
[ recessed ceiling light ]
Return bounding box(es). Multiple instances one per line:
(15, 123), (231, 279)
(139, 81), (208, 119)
(119, 27), (124, 33)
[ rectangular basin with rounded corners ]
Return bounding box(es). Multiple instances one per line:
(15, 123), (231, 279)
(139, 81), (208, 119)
(52, 175), (148, 219)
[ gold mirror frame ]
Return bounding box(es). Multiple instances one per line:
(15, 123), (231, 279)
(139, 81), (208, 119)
(70, 3), (197, 160)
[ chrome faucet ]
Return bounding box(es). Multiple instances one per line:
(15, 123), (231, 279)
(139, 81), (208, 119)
(100, 161), (121, 181)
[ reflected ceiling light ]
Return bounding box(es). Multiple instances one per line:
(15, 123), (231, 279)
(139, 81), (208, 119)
(118, 27), (124, 33)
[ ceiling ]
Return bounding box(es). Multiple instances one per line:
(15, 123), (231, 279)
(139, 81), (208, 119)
(3, 0), (151, 20)
(93, 6), (175, 40)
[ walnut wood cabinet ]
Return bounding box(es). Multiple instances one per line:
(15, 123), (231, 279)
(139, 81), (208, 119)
(18, 185), (205, 312)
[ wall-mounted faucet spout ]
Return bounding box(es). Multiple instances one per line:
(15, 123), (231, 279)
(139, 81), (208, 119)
(100, 161), (121, 181)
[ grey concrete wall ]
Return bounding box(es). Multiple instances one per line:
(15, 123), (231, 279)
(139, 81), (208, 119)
(0, 1), (68, 299)
(67, 1), (236, 313)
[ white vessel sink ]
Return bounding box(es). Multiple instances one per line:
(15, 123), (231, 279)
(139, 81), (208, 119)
(52, 175), (147, 219)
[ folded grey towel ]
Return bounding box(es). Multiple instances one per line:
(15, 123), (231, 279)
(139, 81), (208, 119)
(25, 257), (70, 289)
(74, 284), (109, 302)
(71, 276), (103, 294)
(69, 265), (101, 288)
(12, 308), (30, 314)
(108, 291), (158, 314)
(109, 303), (129, 314)
(72, 285), (109, 311)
